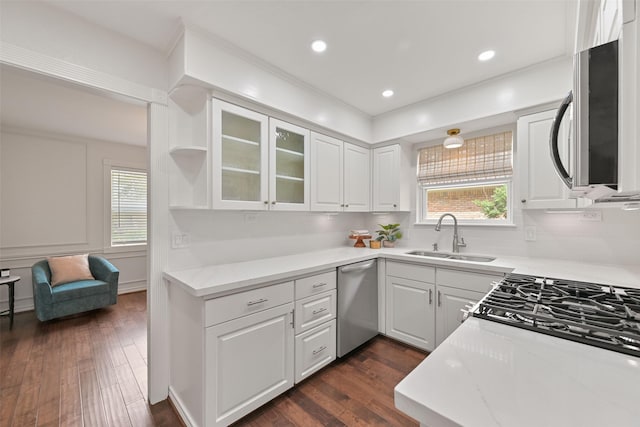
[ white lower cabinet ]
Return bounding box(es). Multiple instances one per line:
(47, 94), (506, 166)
(294, 289), (337, 334)
(294, 319), (337, 383)
(205, 303), (294, 426)
(386, 276), (436, 351)
(293, 271), (337, 383)
(384, 261), (504, 352)
(435, 286), (485, 347)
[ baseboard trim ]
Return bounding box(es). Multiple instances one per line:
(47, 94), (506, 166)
(0, 282), (148, 313)
(168, 387), (197, 427)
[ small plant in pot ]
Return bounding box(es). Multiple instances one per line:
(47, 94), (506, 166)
(376, 223), (403, 248)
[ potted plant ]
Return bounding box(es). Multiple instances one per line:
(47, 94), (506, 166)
(375, 223), (403, 248)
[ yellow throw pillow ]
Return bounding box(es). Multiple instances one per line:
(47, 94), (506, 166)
(48, 254), (95, 287)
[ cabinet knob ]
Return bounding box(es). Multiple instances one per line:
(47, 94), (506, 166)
(393, 203), (397, 208)
(271, 201), (277, 205)
(340, 204), (344, 207)
(264, 201), (269, 204)
(345, 204), (349, 208)
(521, 199), (526, 203)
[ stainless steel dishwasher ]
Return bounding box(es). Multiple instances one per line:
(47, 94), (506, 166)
(337, 259), (378, 357)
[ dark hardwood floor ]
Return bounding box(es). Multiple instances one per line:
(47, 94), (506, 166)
(1, 292), (427, 426)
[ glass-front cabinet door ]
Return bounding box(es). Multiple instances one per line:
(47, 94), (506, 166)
(212, 100), (269, 210)
(269, 119), (310, 211)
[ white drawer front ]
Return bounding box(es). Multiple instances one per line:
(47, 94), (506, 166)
(295, 319), (336, 383)
(387, 261), (435, 283)
(295, 270), (336, 300)
(205, 281), (294, 327)
(437, 268), (503, 294)
(294, 289), (336, 334)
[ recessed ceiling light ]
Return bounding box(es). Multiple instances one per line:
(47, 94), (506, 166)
(311, 40), (327, 53)
(382, 89), (394, 98)
(478, 50), (495, 61)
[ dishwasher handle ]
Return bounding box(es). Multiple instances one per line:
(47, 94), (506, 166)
(339, 260), (376, 274)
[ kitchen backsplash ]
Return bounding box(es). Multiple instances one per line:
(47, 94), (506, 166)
(371, 208), (640, 266)
(167, 207), (639, 271)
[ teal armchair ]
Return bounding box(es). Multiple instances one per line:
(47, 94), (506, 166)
(31, 256), (119, 321)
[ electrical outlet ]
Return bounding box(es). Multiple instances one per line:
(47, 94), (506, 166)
(524, 226), (537, 241)
(172, 232), (190, 249)
(581, 210), (602, 222)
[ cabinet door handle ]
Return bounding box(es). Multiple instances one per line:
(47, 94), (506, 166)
(312, 282), (327, 289)
(290, 310), (295, 328)
(247, 298), (268, 306)
(521, 199), (526, 203)
(429, 289), (432, 305)
(438, 290), (442, 307)
(312, 307), (327, 315)
(312, 345), (327, 356)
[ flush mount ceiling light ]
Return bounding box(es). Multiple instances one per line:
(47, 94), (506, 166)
(443, 128), (464, 149)
(382, 89), (394, 98)
(478, 50), (496, 61)
(311, 40), (327, 53)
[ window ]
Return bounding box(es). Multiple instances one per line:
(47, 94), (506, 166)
(417, 131), (513, 224)
(110, 167), (147, 246)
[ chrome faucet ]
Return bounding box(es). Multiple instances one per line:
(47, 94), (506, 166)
(435, 213), (466, 253)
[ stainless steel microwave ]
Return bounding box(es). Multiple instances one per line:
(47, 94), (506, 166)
(550, 40), (619, 197)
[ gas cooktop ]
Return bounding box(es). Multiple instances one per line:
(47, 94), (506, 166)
(471, 273), (640, 358)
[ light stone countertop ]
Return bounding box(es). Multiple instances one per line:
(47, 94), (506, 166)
(163, 246), (640, 298)
(395, 317), (640, 427)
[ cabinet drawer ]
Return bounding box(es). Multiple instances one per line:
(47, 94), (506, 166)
(295, 319), (336, 383)
(437, 268), (503, 294)
(387, 261), (435, 283)
(205, 281), (294, 327)
(295, 270), (336, 300)
(295, 289), (336, 334)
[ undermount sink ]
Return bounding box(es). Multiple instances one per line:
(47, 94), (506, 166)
(447, 254), (496, 262)
(405, 250), (451, 258)
(405, 250), (495, 263)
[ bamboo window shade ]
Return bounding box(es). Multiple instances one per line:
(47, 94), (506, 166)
(418, 131), (513, 185)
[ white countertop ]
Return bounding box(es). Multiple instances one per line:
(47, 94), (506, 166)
(163, 246), (640, 298)
(395, 317), (640, 427)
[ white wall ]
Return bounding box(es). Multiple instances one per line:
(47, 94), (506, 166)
(0, 1), (167, 91)
(0, 128), (148, 313)
(167, 210), (369, 271)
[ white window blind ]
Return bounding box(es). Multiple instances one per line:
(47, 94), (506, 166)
(418, 131), (513, 185)
(111, 169), (147, 246)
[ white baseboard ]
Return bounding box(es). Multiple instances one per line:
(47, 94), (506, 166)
(168, 386), (197, 427)
(0, 281), (148, 313)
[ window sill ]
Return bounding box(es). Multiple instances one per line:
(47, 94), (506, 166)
(414, 221), (516, 228)
(104, 244), (147, 255)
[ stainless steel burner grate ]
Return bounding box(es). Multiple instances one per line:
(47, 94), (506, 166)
(472, 274), (640, 358)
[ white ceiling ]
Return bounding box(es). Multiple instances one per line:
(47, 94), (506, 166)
(44, 0), (577, 117)
(0, 67), (148, 146)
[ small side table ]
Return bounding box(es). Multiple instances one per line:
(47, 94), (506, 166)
(0, 275), (20, 329)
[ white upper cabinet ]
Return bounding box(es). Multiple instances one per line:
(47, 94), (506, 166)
(310, 133), (343, 211)
(372, 144), (411, 211)
(343, 143), (371, 212)
(518, 109), (578, 209)
(310, 132), (370, 212)
(211, 101), (310, 211)
(212, 100), (269, 210)
(269, 119), (310, 211)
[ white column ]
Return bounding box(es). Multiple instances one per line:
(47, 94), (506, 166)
(147, 101), (170, 404)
